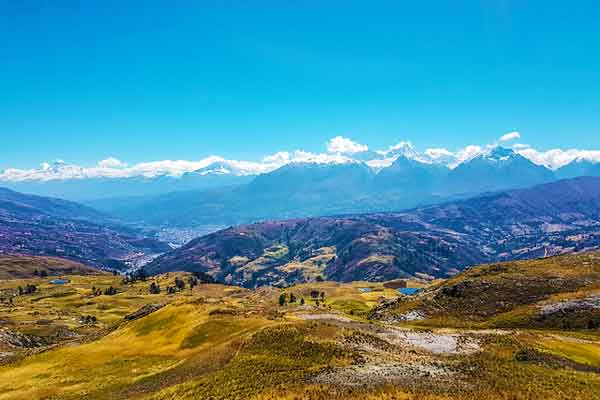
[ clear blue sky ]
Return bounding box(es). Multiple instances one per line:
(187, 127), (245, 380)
(1, 1), (599, 168)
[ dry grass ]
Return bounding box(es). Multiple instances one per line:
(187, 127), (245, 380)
(1, 253), (599, 399)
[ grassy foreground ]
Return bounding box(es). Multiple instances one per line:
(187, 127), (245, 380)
(0, 255), (599, 399)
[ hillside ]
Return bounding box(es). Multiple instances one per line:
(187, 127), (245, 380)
(0, 187), (107, 222)
(0, 187), (170, 268)
(0, 254), (103, 279)
(370, 251), (600, 331)
(145, 177), (600, 287)
(0, 259), (599, 399)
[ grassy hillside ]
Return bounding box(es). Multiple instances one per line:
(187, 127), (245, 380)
(370, 252), (600, 330)
(0, 255), (103, 280)
(0, 254), (599, 399)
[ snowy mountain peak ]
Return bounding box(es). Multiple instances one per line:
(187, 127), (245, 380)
(484, 146), (517, 162)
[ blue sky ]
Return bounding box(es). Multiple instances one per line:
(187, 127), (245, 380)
(1, 1), (599, 169)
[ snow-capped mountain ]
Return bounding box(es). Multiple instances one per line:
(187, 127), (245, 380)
(445, 147), (555, 194)
(374, 155), (448, 193)
(2, 137), (600, 208)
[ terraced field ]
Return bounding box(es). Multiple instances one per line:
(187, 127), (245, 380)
(0, 254), (599, 399)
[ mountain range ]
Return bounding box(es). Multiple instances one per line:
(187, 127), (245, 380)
(144, 176), (600, 288)
(88, 147), (598, 229)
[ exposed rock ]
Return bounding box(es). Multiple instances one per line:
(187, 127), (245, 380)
(541, 295), (600, 316)
(0, 328), (47, 348)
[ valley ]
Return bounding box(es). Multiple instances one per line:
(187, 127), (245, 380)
(145, 177), (600, 287)
(4, 5), (600, 398)
(0, 187), (170, 270)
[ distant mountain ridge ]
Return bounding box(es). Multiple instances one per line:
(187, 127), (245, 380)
(145, 176), (600, 288)
(444, 147), (556, 194)
(0, 187), (169, 268)
(93, 147), (600, 229)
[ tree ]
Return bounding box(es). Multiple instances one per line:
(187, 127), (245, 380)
(300, 297), (305, 305)
(278, 293), (287, 306)
(22, 284), (37, 294)
(174, 277), (185, 290)
(103, 286), (117, 296)
(136, 269), (147, 282)
(17, 286), (23, 296)
(193, 271), (215, 284)
(315, 275), (324, 282)
(149, 282), (161, 294)
(40, 270), (48, 278)
(289, 293), (297, 303)
(188, 276), (199, 289)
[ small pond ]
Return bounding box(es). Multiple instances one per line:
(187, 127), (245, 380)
(397, 287), (421, 296)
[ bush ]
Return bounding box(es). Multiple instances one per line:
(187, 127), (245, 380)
(103, 286), (118, 296)
(149, 282), (161, 294)
(279, 293), (287, 306)
(175, 277), (186, 290)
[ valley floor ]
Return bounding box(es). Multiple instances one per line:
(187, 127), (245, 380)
(0, 272), (599, 399)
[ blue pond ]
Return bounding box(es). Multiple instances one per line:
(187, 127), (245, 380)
(397, 288), (421, 296)
(50, 279), (69, 285)
(357, 288), (372, 293)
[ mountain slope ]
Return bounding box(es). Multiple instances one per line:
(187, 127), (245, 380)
(0, 254), (104, 279)
(0, 187), (169, 267)
(145, 177), (600, 287)
(373, 156), (448, 193)
(96, 162), (386, 228)
(369, 251), (600, 330)
(0, 187), (107, 222)
(444, 147), (555, 194)
(556, 159), (600, 179)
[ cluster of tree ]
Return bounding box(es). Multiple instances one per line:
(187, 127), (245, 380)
(310, 290), (326, 300)
(163, 276), (188, 295)
(188, 276), (200, 289)
(122, 269), (147, 285)
(309, 290), (326, 306)
(91, 286), (118, 296)
(192, 271), (215, 284)
(104, 286), (118, 295)
(149, 281), (161, 294)
(80, 315), (97, 324)
(32, 270), (49, 277)
(17, 284), (37, 295)
(278, 292), (305, 306)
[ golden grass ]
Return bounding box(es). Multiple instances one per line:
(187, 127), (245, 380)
(1, 254), (599, 399)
